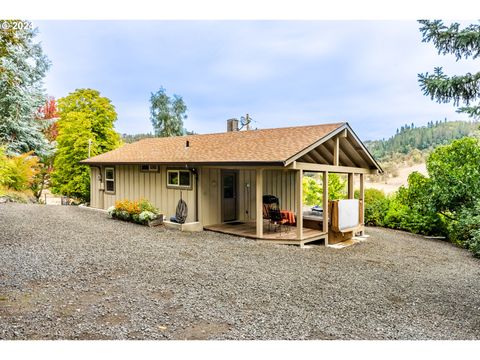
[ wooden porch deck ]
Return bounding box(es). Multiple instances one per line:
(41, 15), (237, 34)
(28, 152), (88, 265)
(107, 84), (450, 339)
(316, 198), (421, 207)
(204, 221), (327, 246)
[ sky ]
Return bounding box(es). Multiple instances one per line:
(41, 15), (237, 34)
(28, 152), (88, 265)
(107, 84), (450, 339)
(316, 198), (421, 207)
(33, 20), (478, 141)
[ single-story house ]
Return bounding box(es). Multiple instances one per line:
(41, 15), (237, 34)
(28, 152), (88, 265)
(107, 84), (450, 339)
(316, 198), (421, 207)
(81, 121), (382, 246)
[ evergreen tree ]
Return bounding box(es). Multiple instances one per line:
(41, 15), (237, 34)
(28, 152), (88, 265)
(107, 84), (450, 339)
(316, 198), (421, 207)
(50, 89), (121, 201)
(150, 87), (187, 137)
(365, 120), (478, 160)
(0, 20), (51, 155)
(418, 20), (480, 119)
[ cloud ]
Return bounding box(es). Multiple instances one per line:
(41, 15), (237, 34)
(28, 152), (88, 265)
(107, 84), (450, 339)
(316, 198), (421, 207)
(33, 20), (479, 139)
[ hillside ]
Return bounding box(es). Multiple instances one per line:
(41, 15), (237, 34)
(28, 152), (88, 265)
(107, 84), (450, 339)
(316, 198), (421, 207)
(364, 120), (479, 193)
(365, 120), (479, 161)
(121, 133), (155, 143)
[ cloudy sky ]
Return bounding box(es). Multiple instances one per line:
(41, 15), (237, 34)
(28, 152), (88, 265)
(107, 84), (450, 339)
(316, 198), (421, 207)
(34, 20), (477, 140)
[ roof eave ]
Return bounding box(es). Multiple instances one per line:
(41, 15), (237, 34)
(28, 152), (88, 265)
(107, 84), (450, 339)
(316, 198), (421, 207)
(283, 122), (383, 173)
(283, 123), (347, 166)
(80, 160), (286, 167)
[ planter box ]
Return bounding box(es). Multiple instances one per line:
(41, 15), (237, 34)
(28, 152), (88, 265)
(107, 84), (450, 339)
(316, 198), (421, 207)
(110, 213), (164, 227)
(148, 216), (164, 227)
(164, 221), (203, 232)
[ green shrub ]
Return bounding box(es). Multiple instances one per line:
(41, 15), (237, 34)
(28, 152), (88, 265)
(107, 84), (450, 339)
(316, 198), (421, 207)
(355, 188), (390, 226)
(0, 147), (39, 192)
(449, 204), (480, 258)
(380, 172), (448, 236)
(466, 230), (480, 258)
(139, 199), (158, 213)
(383, 196), (446, 235)
(354, 186), (447, 235)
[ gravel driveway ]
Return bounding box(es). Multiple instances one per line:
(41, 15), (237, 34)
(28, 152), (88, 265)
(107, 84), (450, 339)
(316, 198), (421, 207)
(1, 203), (479, 340)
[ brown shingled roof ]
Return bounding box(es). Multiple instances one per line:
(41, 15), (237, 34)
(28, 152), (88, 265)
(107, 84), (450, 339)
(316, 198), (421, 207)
(81, 122), (346, 165)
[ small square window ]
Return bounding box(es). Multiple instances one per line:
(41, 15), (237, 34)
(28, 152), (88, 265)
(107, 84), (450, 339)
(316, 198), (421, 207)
(167, 170), (191, 189)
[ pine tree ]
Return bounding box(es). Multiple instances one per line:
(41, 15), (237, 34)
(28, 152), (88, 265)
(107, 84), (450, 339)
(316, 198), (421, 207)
(418, 20), (480, 119)
(0, 21), (51, 155)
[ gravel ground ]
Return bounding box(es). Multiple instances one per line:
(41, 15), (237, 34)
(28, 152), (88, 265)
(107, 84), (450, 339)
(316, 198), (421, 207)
(1, 203), (479, 340)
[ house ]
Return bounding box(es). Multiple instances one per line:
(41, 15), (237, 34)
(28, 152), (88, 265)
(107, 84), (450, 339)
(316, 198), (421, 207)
(81, 121), (382, 246)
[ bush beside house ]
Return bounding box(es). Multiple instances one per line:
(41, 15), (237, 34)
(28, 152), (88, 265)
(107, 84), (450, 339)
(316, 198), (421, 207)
(0, 147), (39, 203)
(108, 199), (163, 226)
(360, 137), (480, 258)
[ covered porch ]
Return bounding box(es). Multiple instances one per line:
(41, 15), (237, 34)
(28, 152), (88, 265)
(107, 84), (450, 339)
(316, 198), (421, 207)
(204, 221), (328, 246)
(204, 166), (367, 246)
(200, 124), (381, 246)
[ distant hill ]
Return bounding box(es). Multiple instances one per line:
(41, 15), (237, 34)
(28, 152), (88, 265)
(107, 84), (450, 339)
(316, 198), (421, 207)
(121, 133), (155, 143)
(121, 129), (197, 144)
(365, 120), (479, 161)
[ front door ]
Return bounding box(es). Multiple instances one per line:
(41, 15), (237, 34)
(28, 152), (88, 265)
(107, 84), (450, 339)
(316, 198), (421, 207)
(222, 171), (237, 222)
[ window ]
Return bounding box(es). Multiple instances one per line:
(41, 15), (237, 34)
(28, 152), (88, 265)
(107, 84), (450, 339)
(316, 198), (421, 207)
(105, 167), (115, 193)
(140, 164), (159, 172)
(167, 169), (191, 189)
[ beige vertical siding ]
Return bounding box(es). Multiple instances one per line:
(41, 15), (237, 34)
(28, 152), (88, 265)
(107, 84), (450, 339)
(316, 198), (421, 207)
(198, 167), (221, 226)
(198, 167), (296, 226)
(238, 169), (256, 221)
(90, 165), (297, 226)
(263, 170), (296, 212)
(92, 165), (196, 223)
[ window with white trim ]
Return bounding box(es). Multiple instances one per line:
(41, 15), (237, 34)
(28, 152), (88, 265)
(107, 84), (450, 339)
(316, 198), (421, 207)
(105, 167), (115, 193)
(167, 169), (191, 189)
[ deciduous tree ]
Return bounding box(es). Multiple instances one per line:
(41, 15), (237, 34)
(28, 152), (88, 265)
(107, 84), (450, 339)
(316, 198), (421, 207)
(426, 137), (480, 215)
(51, 89), (121, 201)
(150, 87), (187, 137)
(31, 97), (59, 200)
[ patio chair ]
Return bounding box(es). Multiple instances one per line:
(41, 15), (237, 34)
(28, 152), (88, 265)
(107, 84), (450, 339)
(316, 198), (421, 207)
(268, 206), (288, 233)
(263, 194), (280, 227)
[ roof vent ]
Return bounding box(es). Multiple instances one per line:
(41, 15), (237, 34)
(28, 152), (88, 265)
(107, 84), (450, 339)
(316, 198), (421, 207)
(227, 118), (239, 132)
(185, 140), (190, 148)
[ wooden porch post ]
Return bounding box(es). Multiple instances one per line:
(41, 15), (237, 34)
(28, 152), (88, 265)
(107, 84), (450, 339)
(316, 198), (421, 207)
(348, 172), (355, 199)
(359, 173), (365, 236)
(296, 169), (303, 240)
(256, 168), (263, 238)
(323, 171), (329, 246)
(333, 137), (340, 166)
